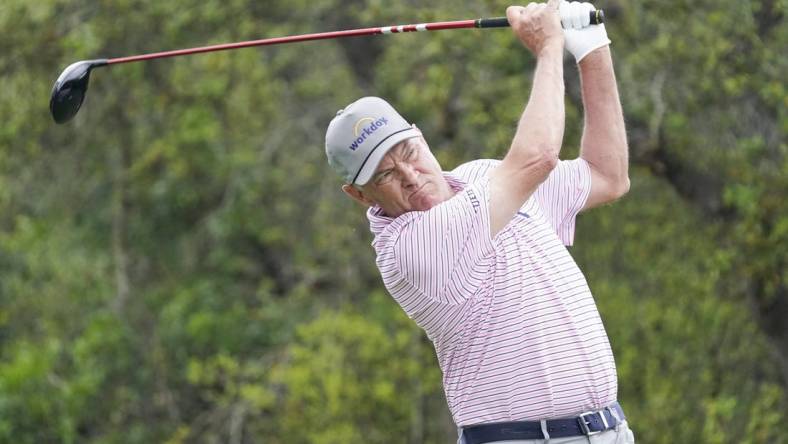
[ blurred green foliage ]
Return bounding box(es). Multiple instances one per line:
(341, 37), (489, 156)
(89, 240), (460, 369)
(0, 0), (785, 443)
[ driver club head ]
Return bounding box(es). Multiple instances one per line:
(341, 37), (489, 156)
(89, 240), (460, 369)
(50, 59), (108, 124)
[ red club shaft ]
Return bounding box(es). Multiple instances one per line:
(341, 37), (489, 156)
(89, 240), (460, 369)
(107, 19), (479, 65)
(105, 10), (604, 65)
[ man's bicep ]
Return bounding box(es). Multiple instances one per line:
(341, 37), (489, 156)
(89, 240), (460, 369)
(532, 158), (592, 245)
(489, 154), (557, 236)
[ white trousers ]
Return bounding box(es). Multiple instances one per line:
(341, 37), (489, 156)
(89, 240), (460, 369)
(458, 420), (635, 444)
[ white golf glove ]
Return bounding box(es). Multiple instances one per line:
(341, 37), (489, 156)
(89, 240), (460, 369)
(559, 1), (611, 63)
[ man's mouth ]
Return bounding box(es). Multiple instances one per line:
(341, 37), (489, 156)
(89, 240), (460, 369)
(409, 184), (428, 201)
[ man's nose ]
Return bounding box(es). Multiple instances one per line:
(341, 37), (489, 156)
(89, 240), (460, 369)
(398, 163), (420, 187)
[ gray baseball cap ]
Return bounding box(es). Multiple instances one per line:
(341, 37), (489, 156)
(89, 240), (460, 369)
(325, 96), (420, 185)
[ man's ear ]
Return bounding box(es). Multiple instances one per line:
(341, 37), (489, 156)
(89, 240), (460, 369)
(342, 184), (376, 207)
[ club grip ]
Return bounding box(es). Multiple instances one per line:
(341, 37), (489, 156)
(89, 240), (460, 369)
(476, 9), (604, 28)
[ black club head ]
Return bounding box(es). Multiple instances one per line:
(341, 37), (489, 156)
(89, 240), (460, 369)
(50, 59), (108, 124)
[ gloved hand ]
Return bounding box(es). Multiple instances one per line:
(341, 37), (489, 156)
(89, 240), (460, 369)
(559, 1), (611, 63)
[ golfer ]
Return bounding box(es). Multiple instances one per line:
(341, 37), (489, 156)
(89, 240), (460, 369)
(326, 1), (631, 443)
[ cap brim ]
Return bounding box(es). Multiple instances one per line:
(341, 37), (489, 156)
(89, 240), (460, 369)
(353, 127), (421, 185)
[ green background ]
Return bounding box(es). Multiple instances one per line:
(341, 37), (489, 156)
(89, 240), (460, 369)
(0, 0), (785, 442)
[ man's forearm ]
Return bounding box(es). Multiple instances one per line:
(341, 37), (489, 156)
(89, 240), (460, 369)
(508, 43), (565, 168)
(579, 46), (629, 194)
(489, 43), (565, 236)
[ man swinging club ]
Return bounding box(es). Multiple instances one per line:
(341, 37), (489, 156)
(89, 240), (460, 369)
(325, 0), (632, 442)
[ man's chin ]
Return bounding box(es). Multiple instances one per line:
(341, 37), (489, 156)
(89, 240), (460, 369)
(410, 195), (443, 212)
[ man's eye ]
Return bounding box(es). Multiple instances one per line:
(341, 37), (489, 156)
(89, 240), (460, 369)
(376, 171), (392, 183)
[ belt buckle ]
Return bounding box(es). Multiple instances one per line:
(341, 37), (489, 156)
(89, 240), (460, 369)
(578, 411), (603, 436)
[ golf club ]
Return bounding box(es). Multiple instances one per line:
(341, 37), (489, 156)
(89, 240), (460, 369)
(50, 11), (604, 124)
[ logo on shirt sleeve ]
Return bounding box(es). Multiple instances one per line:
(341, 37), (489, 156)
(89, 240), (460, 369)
(467, 189), (480, 212)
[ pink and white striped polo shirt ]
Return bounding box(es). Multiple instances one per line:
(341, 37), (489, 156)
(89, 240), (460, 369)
(367, 158), (617, 427)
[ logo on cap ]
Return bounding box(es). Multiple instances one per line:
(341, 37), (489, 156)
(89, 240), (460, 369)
(348, 117), (389, 151)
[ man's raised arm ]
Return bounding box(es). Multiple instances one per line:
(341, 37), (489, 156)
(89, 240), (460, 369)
(561, 1), (630, 210)
(578, 46), (629, 209)
(489, 1), (566, 236)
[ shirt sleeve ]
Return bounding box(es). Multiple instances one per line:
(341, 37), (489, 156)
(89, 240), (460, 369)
(533, 158), (592, 246)
(377, 179), (496, 320)
(450, 159), (500, 184)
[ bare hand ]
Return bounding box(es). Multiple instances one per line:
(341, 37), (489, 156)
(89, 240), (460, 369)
(507, 0), (564, 57)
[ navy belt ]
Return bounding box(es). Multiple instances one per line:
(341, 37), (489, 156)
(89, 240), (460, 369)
(461, 402), (626, 444)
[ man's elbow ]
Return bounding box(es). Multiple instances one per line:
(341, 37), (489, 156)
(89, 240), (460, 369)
(540, 149), (560, 174)
(609, 176), (630, 200)
(504, 145), (559, 183)
(532, 149), (560, 184)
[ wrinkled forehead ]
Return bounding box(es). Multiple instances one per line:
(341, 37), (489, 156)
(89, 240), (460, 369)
(379, 136), (424, 164)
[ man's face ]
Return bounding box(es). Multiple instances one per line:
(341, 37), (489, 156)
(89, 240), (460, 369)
(344, 135), (454, 217)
